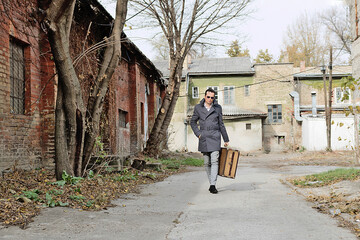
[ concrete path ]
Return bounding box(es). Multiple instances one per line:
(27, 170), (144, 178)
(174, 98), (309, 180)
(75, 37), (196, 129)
(0, 162), (357, 240)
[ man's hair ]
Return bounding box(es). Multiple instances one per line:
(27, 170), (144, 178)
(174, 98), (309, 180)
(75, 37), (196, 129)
(205, 88), (215, 95)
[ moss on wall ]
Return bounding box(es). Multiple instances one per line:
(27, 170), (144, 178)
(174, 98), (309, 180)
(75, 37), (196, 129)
(301, 78), (347, 90)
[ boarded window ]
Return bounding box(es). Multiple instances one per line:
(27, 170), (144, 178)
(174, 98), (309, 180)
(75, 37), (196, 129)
(267, 104), (282, 124)
(224, 86), (235, 105)
(246, 123), (251, 130)
(10, 39), (25, 114)
(118, 109), (128, 128)
(192, 86), (199, 98)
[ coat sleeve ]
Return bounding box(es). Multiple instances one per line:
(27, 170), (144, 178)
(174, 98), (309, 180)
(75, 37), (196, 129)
(218, 105), (229, 142)
(190, 106), (201, 138)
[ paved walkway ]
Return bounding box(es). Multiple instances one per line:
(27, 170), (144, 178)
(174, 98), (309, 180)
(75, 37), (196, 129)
(0, 162), (357, 240)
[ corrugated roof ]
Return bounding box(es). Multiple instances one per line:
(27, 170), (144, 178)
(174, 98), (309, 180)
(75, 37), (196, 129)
(153, 57), (254, 78)
(293, 65), (352, 79)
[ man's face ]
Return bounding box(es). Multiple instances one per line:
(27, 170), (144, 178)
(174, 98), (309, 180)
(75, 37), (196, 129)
(205, 92), (215, 105)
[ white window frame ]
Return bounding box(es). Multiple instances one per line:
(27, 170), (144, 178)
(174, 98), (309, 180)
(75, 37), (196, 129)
(223, 86), (235, 105)
(335, 87), (351, 104)
(192, 86), (199, 98)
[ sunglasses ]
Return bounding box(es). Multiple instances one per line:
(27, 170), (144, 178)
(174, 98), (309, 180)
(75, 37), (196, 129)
(206, 96), (215, 99)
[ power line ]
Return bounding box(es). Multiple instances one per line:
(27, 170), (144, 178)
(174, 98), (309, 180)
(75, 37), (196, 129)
(177, 65), (351, 98)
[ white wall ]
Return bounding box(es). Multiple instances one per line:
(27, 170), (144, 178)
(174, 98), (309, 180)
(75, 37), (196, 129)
(302, 114), (355, 151)
(172, 118), (263, 153)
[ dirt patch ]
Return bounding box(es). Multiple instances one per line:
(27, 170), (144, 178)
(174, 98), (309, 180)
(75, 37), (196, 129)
(284, 177), (360, 238)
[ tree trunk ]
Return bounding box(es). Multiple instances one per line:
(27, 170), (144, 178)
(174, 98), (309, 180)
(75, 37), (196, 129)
(144, 57), (184, 157)
(46, 0), (128, 179)
(47, 0), (86, 179)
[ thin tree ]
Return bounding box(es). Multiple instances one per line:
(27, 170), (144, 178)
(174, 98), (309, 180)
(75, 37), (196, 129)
(321, 6), (351, 55)
(279, 13), (326, 67)
(44, 0), (128, 179)
(130, 0), (253, 156)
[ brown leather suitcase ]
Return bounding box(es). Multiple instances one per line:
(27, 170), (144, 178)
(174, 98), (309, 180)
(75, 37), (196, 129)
(218, 148), (239, 178)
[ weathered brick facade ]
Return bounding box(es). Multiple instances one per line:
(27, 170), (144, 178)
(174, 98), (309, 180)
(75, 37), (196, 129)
(0, 0), (165, 172)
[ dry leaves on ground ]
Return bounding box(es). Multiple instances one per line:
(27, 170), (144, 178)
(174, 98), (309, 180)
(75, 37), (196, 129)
(0, 167), (173, 229)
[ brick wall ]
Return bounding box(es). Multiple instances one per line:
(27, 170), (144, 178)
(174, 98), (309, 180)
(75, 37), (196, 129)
(0, 0), (54, 171)
(253, 63), (300, 152)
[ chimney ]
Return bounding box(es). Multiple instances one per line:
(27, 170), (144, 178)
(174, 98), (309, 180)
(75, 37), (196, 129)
(300, 61), (306, 72)
(311, 91), (317, 117)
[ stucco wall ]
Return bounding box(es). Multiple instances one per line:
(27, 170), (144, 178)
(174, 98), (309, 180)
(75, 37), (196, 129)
(181, 119), (263, 153)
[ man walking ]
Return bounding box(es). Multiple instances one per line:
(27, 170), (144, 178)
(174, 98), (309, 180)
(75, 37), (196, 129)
(190, 88), (229, 194)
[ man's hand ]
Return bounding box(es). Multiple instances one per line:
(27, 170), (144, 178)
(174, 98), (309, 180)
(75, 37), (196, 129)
(198, 135), (201, 139)
(224, 142), (229, 147)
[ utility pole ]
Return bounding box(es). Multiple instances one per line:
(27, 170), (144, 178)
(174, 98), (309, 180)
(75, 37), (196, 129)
(321, 64), (329, 150)
(327, 46), (333, 152)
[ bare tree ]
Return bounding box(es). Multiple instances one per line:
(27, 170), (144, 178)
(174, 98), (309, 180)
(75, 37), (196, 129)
(44, 0), (128, 179)
(321, 6), (351, 55)
(152, 35), (170, 60)
(130, 0), (253, 156)
(279, 13), (327, 67)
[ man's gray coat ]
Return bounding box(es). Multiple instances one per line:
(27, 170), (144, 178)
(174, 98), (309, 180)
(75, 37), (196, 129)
(190, 98), (229, 153)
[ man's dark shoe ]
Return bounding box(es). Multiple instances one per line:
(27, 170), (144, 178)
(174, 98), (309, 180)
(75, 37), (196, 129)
(209, 185), (218, 194)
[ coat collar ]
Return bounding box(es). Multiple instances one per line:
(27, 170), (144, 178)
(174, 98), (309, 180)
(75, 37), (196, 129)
(199, 98), (219, 107)
(199, 98), (217, 118)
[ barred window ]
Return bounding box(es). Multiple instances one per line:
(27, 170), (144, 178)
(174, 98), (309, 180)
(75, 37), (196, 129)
(267, 104), (282, 124)
(224, 86), (235, 105)
(10, 40), (25, 114)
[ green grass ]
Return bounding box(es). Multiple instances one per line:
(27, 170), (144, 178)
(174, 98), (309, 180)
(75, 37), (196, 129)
(158, 157), (203, 170)
(291, 168), (360, 187)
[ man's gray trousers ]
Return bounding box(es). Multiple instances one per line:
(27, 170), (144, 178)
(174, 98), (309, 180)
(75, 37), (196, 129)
(203, 151), (219, 186)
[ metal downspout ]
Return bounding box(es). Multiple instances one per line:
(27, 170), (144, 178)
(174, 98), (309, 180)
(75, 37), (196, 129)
(289, 91), (303, 121)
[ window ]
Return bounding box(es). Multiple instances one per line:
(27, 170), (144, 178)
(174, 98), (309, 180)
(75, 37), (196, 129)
(267, 104), (282, 124)
(10, 39), (25, 114)
(224, 86), (235, 105)
(335, 87), (351, 104)
(118, 109), (128, 128)
(192, 86), (199, 98)
(276, 136), (285, 144)
(244, 85), (250, 96)
(246, 123), (251, 130)
(157, 96), (162, 114)
(141, 102), (144, 134)
(207, 86), (218, 100)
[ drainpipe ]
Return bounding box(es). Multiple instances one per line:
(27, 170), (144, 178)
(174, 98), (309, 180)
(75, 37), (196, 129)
(311, 91), (317, 117)
(289, 91), (303, 121)
(184, 73), (190, 151)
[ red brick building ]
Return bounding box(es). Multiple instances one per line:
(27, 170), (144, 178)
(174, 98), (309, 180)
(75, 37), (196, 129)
(0, 0), (165, 172)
